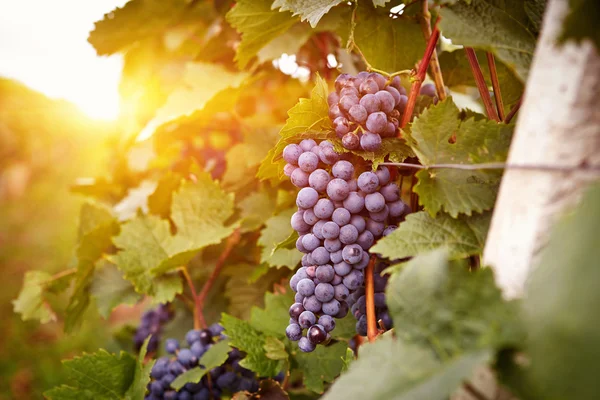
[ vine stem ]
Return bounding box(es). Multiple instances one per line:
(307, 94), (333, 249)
(505, 95), (523, 123)
(486, 52), (505, 120)
(400, 22), (441, 129)
(180, 266), (202, 330)
(42, 267), (77, 286)
(378, 161), (600, 174)
(464, 48), (500, 122)
(365, 255), (379, 342)
(419, 0), (447, 101)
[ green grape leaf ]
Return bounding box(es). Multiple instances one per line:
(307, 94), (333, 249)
(371, 211), (491, 260)
(523, 184), (600, 399)
(257, 24), (313, 64)
(258, 209), (303, 268)
(147, 171), (182, 219)
(558, 0), (600, 52)
(352, 3), (426, 73)
(126, 337), (155, 400)
(272, 0), (346, 27)
(44, 350), (136, 400)
(250, 291), (295, 338)
(407, 98), (514, 217)
(90, 260), (141, 319)
(292, 341), (350, 393)
(322, 335), (491, 400)
(438, 49), (524, 113)
(13, 271), (59, 323)
(239, 189), (279, 232)
(171, 339), (232, 390)
(372, 0), (391, 6)
(330, 137), (415, 168)
(440, 0), (536, 81)
(258, 75), (332, 181)
(226, 0), (297, 68)
(264, 337), (289, 361)
(341, 347), (354, 373)
(386, 249), (523, 357)
(221, 313), (283, 377)
(524, 0), (547, 33)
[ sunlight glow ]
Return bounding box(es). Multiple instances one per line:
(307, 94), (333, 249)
(0, 0), (127, 120)
(272, 54), (311, 82)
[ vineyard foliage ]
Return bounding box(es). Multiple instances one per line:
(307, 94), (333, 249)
(10, 0), (600, 399)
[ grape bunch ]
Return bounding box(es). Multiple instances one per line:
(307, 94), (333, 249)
(146, 324), (259, 400)
(328, 72), (408, 152)
(283, 139), (410, 352)
(347, 260), (393, 336)
(134, 304), (174, 353)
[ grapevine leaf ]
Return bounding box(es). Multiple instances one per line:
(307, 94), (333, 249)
(341, 348), (354, 373)
(292, 341), (349, 393)
(524, 0), (547, 33)
(558, 0), (600, 52)
(147, 171), (182, 219)
(352, 3), (426, 73)
(372, 0), (391, 6)
(13, 271), (58, 323)
(221, 314), (282, 377)
(407, 98), (514, 217)
(522, 184), (600, 399)
(258, 209), (303, 268)
(232, 379), (289, 400)
(330, 137), (415, 168)
(322, 335), (491, 400)
(226, 0), (297, 69)
(257, 24), (313, 64)
(171, 339), (232, 390)
(90, 260), (141, 318)
(239, 189), (279, 232)
(440, 0), (536, 81)
(258, 75), (332, 181)
(250, 291), (295, 338)
(44, 350), (136, 400)
(272, 0), (346, 27)
(371, 210), (491, 261)
(264, 337), (289, 361)
(386, 249), (523, 357)
(126, 337), (155, 400)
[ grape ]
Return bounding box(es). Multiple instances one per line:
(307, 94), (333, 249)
(348, 104), (368, 123)
(366, 218), (385, 237)
(329, 104), (342, 119)
(360, 132), (382, 151)
(359, 93), (380, 113)
(343, 192), (365, 214)
(296, 187), (319, 208)
(283, 163), (296, 177)
(301, 254), (312, 267)
(356, 315), (367, 336)
(332, 274), (343, 285)
(307, 324), (328, 344)
(298, 152), (319, 172)
(369, 205), (389, 222)
(286, 323), (302, 341)
(322, 299), (341, 316)
(315, 283), (335, 302)
(312, 220), (326, 240)
(309, 169), (331, 193)
(388, 200), (407, 218)
(339, 94), (359, 113)
(397, 94), (408, 111)
(191, 341), (206, 358)
(312, 247), (331, 265)
(283, 144), (303, 165)
(356, 230), (375, 250)
(359, 79), (379, 95)
(332, 208), (351, 226)
(351, 215), (366, 233)
(355, 252), (370, 271)
(294, 292), (304, 303)
(385, 86), (401, 105)
(340, 85), (359, 97)
(375, 90), (395, 114)
(335, 73), (352, 91)
(320, 146), (340, 164)
(320, 221), (339, 240)
(380, 183), (400, 202)
(365, 192), (386, 212)
(302, 209), (319, 225)
(343, 270), (364, 291)
(303, 296), (322, 313)
(151, 358), (169, 379)
(318, 315), (336, 332)
(299, 310), (317, 328)
(306, 266), (316, 278)
(134, 304), (174, 353)
(339, 224), (359, 244)
(365, 112), (387, 134)
(298, 337), (316, 353)
(375, 166), (390, 185)
(291, 212), (310, 233)
(342, 132), (360, 149)
(370, 73), (387, 90)
(326, 178), (350, 201)
(299, 139), (317, 152)
(165, 339), (179, 354)
(330, 249), (343, 264)
(313, 198), (335, 219)
(316, 264), (335, 282)
(383, 121), (397, 137)
(334, 284), (350, 302)
(150, 380), (164, 396)
(383, 225), (398, 236)
(332, 160), (354, 180)
(164, 391), (177, 400)
(324, 238), (342, 252)
(333, 261), (352, 276)
(297, 278), (316, 296)
(334, 116), (350, 137)
(342, 244), (363, 264)
(178, 349), (198, 368)
(357, 171), (379, 193)
(420, 83), (437, 97)
(327, 91), (340, 106)
(289, 303), (305, 318)
(291, 168), (309, 188)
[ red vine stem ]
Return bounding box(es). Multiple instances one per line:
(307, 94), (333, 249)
(486, 52), (505, 121)
(420, 0), (447, 101)
(464, 48), (500, 122)
(504, 95), (523, 123)
(400, 23), (441, 129)
(180, 266), (201, 330)
(365, 255), (378, 342)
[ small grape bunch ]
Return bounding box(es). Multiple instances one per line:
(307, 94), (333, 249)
(328, 72), (408, 152)
(146, 324), (259, 400)
(134, 304), (174, 353)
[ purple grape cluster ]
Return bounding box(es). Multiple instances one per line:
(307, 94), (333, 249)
(134, 304), (174, 353)
(347, 259), (394, 336)
(146, 324), (259, 400)
(283, 139), (410, 352)
(328, 72), (408, 152)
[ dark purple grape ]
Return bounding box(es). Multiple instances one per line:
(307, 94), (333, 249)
(289, 303), (305, 319)
(356, 230), (375, 250)
(303, 295), (322, 313)
(165, 339), (179, 354)
(318, 315), (336, 332)
(343, 270), (364, 291)
(286, 323), (302, 341)
(334, 284), (350, 302)
(299, 310), (317, 328)
(388, 200), (407, 218)
(366, 218), (385, 237)
(420, 83), (437, 97)
(307, 324), (328, 344)
(299, 337), (316, 352)
(311, 247), (330, 265)
(397, 94), (408, 112)
(322, 299), (341, 316)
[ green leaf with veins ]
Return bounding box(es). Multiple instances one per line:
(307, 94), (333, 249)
(90, 260), (141, 319)
(558, 0), (600, 52)
(293, 341), (348, 393)
(238, 189), (278, 233)
(13, 271), (59, 323)
(126, 337), (155, 400)
(171, 339), (232, 390)
(271, 0), (346, 28)
(250, 291), (295, 338)
(330, 137), (415, 169)
(258, 209), (302, 269)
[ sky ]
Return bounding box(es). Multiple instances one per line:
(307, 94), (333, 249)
(0, 0), (127, 120)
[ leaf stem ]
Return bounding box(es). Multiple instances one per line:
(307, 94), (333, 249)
(365, 255), (379, 343)
(419, 0), (447, 101)
(400, 22), (441, 129)
(504, 95), (523, 123)
(464, 48), (500, 122)
(42, 267), (77, 287)
(180, 266), (202, 330)
(486, 52), (505, 120)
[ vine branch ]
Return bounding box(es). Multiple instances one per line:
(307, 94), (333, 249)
(420, 0), (447, 101)
(505, 95), (523, 123)
(379, 161), (600, 174)
(464, 48), (499, 122)
(486, 52), (505, 120)
(365, 255), (379, 342)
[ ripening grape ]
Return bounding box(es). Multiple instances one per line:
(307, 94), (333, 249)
(360, 132), (382, 152)
(134, 304), (174, 353)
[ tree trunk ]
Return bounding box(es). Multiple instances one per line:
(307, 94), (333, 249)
(483, 0), (600, 299)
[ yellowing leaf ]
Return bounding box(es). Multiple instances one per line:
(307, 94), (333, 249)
(272, 0), (346, 27)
